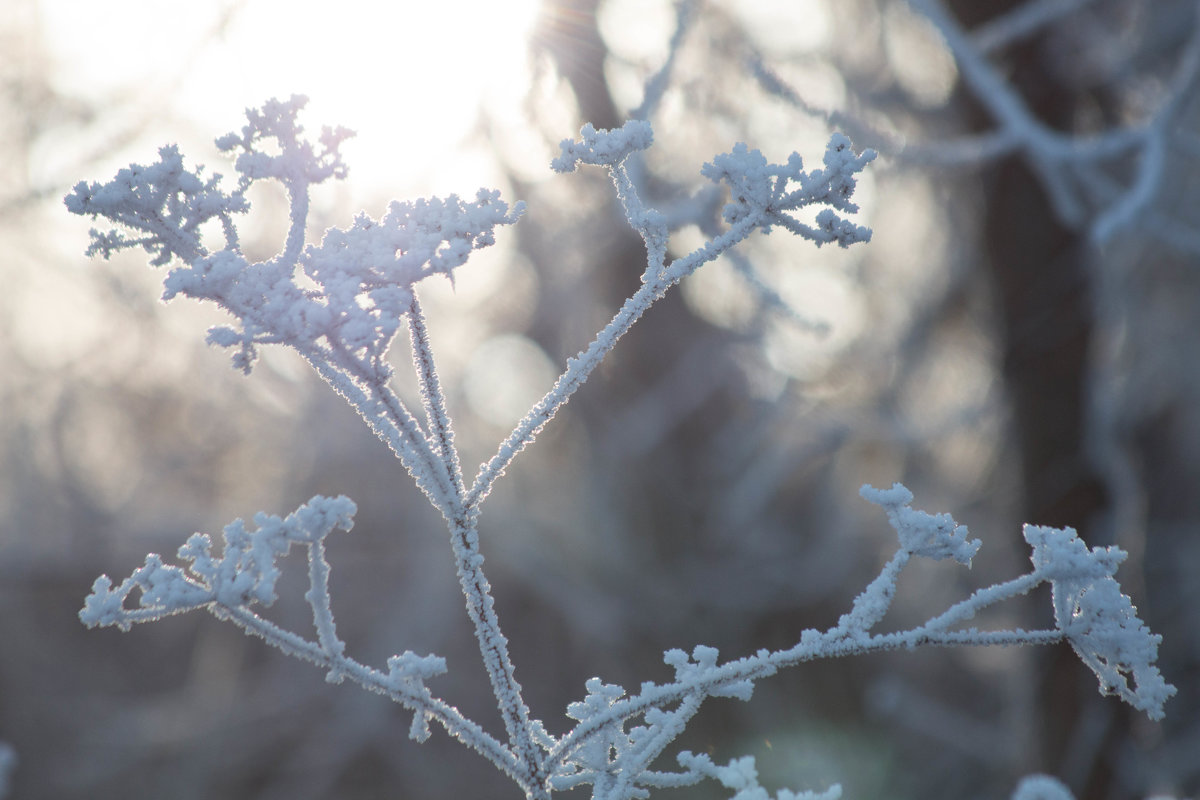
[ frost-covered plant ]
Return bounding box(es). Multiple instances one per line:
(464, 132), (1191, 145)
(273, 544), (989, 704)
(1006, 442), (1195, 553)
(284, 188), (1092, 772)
(66, 96), (1172, 800)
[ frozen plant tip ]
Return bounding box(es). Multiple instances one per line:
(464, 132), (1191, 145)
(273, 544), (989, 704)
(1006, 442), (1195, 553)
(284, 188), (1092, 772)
(551, 120), (654, 173)
(860, 482), (981, 565)
(80, 495), (356, 633)
(700, 133), (875, 247)
(63, 144), (248, 266)
(69, 95), (1171, 800)
(1024, 525), (1176, 719)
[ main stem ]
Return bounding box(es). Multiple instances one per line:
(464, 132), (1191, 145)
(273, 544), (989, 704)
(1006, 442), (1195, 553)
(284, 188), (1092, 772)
(447, 511), (546, 797)
(403, 300), (545, 795)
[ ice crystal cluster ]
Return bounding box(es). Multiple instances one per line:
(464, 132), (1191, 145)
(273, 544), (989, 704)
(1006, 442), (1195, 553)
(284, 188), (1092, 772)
(66, 95), (1172, 800)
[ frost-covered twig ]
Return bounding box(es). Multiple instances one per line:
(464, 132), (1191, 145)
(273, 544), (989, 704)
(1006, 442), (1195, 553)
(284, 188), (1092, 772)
(537, 484), (1171, 796)
(76, 495), (525, 780)
(78, 479), (1172, 799)
(537, 484), (1170, 798)
(68, 94), (1170, 800)
(468, 122), (874, 510)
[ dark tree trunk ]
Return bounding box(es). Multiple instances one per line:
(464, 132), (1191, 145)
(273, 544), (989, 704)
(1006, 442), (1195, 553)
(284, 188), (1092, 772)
(943, 3), (1114, 797)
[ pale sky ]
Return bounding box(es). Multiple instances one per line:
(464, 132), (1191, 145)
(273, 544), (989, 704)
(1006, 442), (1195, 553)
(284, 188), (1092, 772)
(39, 0), (545, 200)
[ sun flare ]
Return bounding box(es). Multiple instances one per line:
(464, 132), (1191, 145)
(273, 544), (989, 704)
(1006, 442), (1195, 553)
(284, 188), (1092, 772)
(43, 0), (542, 196)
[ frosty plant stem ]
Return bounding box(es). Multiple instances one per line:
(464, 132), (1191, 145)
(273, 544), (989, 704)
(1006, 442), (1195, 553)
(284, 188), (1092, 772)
(67, 97), (1172, 800)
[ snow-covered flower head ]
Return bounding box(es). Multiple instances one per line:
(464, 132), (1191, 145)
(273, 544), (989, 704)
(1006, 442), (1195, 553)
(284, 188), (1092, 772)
(65, 97), (523, 374)
(1024, 525), (1176, 719)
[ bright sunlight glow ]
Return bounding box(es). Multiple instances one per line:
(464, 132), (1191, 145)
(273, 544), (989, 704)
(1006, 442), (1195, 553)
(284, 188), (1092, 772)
(41, 0), (542, 197)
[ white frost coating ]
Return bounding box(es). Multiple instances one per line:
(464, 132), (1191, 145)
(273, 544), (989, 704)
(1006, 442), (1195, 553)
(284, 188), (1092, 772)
(699, 135), (875, 248)
(388, 651), (450, 743)
(664, 646), (754, 700)
(79, 495), (357, 631)
(63, 143), (246, 266)
(551, 120), (654, 173)
(67, 57), (1173, 798)
(1024, 525), (1176, 720)
(860, 483), (981, 565)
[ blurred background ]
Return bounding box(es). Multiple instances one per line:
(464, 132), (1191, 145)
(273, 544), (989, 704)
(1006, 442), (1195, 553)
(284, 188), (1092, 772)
(1, 0), (1197, 798)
